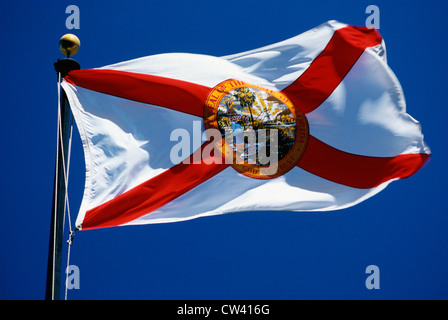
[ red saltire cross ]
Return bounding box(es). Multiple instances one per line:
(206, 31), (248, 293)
(65, 26), (429, 230)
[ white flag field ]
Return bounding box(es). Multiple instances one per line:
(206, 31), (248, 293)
(61, 21), (430, 230)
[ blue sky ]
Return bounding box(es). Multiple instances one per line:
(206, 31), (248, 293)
(1, 0), (447, 300)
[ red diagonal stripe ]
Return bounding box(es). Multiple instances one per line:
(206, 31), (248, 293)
(297, 136), (430, 189)
(65, 69), (212, 117)
(281, 26), (382, 114)
(81, 143), (230, 230)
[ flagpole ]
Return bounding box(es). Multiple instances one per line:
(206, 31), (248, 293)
(45, 35), (80, 300)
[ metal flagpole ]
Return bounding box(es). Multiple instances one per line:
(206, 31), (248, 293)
(45, 34), (80, 300)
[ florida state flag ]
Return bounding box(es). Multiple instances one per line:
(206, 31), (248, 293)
(62, 21), (430, 230)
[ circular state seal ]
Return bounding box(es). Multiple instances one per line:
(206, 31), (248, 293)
(204, 79), (309, 179)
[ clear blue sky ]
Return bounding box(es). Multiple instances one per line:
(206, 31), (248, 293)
(1, 0), (447, 300)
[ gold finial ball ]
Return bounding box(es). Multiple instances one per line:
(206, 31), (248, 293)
(59, 34), (80, 57)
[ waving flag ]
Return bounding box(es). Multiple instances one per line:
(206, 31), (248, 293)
(62, 21), (430, 230)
